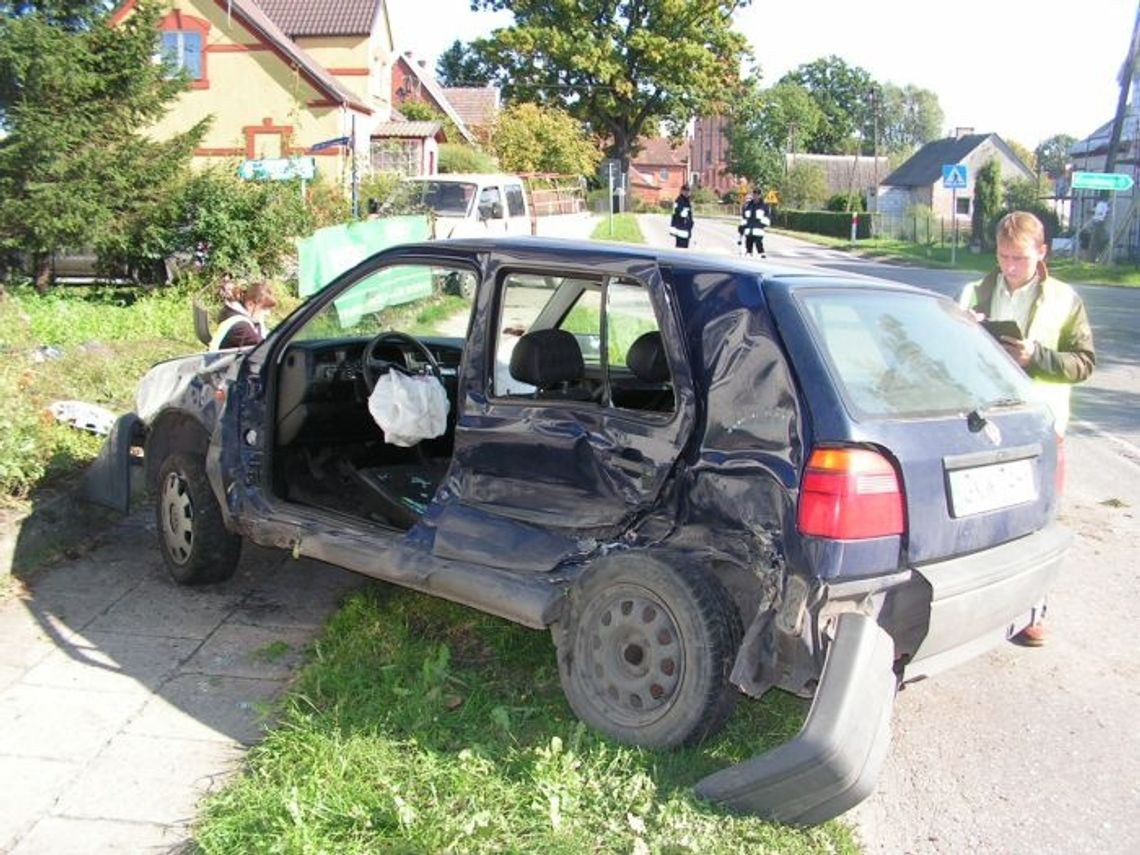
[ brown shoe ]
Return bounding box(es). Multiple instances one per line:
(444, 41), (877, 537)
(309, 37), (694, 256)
(1014, 623), (1047, 647)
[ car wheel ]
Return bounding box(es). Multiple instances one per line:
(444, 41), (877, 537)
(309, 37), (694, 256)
(155, 451), (241, 585)
(554, 554), (742, 749)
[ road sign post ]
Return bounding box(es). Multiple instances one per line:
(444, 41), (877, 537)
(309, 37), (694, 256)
(1071, 173), (1133, 263)
(942, 164), (969, 266)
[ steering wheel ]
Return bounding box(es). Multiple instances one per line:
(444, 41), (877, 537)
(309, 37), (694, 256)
(362, 331), (442, 392)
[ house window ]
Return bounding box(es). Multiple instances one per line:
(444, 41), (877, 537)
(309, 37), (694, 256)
(371, 140), (421, 176)
(161, 31), (203, 80)
(956, 196), (971, 216)
(659, 169), (669, 181)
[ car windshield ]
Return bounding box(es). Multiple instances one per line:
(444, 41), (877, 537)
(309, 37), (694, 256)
(798, 289), (1032, 418)
(409, 181), (476, 217)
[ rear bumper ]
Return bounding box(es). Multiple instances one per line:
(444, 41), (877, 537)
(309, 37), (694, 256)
(904, 521), (1071, 681)
(695, 612), (897, 825)
(81, 413), (143, 513)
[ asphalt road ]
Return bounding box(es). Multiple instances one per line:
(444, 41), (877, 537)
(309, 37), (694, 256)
(644, 213), (1140, 854)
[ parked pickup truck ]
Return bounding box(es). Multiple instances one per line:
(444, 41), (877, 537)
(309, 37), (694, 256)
(406, 173), (533, 239)
(86, 237), (1069, 824)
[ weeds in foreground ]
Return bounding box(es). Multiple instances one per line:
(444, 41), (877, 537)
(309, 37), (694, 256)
(194, 587), (855, 854)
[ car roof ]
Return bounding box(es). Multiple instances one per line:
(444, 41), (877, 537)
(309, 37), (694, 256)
(405, 174), (524, 184)
(397, 235), (929, 297)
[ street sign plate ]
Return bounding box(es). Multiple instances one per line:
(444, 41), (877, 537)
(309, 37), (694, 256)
(310, 136), (350, 152)
(764, 190), (780, 205)
(942, 164), (968, 189)
(1071, 171), (1133, 192)
(238, 156), (317, 181)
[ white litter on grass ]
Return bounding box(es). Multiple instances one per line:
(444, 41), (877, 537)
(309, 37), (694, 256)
(48, 400), (117, 436)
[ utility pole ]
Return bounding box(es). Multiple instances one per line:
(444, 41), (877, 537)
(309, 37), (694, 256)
(1104, 2), (1140, 178)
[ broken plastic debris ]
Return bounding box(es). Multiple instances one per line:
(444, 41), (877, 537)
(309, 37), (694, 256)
(32, 345), (63, 362)
(48, 400), (116, 436)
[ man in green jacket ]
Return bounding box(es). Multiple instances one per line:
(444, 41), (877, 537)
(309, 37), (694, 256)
(959, 210), (1096, 646)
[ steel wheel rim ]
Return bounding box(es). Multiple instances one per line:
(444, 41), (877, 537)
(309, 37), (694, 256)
(160, 470), (194, 565)
(577, 584), (684, 726)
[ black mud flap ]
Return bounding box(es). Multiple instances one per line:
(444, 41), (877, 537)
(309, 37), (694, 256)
(81, 413), (142, 513)
(694, 612), (897, 826)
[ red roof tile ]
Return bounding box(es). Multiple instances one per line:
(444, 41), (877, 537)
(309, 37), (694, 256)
(441, 87), (500, 128)
(251, 0), (380, 37)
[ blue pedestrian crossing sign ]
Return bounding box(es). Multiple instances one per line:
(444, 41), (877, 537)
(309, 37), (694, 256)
(942, 164), (969, 189)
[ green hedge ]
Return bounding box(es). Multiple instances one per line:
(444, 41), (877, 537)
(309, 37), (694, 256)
(774, 209), (871, 239)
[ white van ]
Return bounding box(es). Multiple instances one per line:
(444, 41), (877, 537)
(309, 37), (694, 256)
(405, 173), (533, 239)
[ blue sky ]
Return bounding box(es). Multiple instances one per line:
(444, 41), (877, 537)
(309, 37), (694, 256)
(388, 0), (1137, 148)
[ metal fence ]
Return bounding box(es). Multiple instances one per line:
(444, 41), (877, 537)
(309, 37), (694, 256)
(866, 213), (973, 247)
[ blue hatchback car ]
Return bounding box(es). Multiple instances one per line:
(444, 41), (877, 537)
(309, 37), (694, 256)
(87, 237), (1069, 824)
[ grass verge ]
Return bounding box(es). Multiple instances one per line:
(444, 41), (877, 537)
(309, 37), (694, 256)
(194, 586), (856, 854)
(591, 213), (645, 243)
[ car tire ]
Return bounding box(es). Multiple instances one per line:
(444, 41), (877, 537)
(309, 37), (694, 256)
(554, 553), (742, 749)
(155, 452), (241, 585)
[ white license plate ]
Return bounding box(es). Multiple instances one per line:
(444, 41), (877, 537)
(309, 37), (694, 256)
(947, 458), (1038, 518)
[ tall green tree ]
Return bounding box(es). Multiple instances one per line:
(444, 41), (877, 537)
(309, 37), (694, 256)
(876, 83), (943, 154)
(971, 159), (1002, 248)
(1004, 138), (1037, 174)
(470, 0), (751, 188)
(778, 55), (874, 153)
(0, 1), (207, 289)
(1034, 134), (1077, 180)
(435, 39), (494, 88)
(724, 79), (820, 192)
(490, 102), (601, 176)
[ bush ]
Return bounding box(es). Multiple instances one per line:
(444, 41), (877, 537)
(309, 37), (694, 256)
(690, 187), (717, 205)
(826, 192), (866, 213)
(778, 163), (828, 210)
(773, 209), (871, 239)
(439, 144), (498, 174)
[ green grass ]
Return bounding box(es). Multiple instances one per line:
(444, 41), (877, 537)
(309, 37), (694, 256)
(0, 284), (205, 505)
(591, 213), (645, 243)
(193, 586), (856, 854)
(776, 230), (1140, 285)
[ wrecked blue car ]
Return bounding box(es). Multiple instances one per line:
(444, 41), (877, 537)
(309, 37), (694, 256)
(86, 237), (1070, 824)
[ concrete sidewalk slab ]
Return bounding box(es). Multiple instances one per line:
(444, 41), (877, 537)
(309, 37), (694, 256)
(0, 510), (366, 853)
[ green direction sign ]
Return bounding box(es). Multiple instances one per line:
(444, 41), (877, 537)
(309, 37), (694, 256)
(1071, 171), (1134, 192)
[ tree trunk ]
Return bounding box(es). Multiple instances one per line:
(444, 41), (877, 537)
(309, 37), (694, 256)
(34, 255), (53, 294)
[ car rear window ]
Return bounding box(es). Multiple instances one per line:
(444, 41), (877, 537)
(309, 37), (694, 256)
(797, 289), (1031, 418)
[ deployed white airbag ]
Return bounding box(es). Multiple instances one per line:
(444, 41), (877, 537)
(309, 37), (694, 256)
(367, 371), (450, 447)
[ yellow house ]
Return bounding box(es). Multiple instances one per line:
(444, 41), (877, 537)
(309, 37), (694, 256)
(110, 0), (422, 181)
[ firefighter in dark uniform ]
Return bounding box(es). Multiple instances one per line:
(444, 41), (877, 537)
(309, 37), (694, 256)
(738, 190), (770, 257)
(670, 185), (694, 248)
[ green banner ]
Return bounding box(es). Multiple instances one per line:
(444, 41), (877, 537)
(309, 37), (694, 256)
(297, 215), (431, 298)
(297, 216), (433, 329)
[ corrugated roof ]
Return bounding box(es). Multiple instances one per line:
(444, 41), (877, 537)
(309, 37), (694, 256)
(442, 87), (500, 128)
(785, 153), (890, 191)
(251, 0), (380, 37)
(373, 121), (443, 139)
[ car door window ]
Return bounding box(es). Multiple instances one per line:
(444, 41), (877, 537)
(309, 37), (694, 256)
(491, 272), (672, 413)
(505, 184), (527, 217)
(478, 187), (503, 220)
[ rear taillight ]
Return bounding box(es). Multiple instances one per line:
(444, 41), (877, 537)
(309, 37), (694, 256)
(797, 447), (905, 539)
(1055, 435), (1066, 496)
